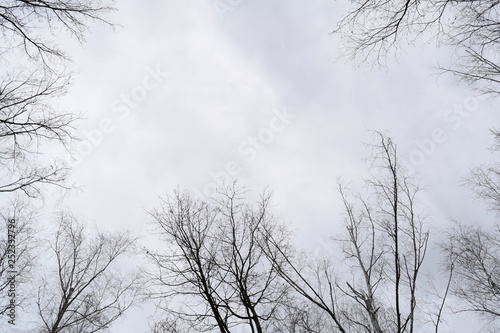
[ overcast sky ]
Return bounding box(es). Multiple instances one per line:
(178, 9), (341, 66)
(26, 1), (500, 332)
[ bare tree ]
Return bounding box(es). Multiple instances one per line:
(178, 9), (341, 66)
(335, 0), (500, 95)
(212, 185), (288, 333)
(35, 213), (141, 333)
(0, 69), (74, 197)
(0, 197), (39, 317)
(442, 224), (500, 323)
(261, 231), (349, 332)
(341, 133), (429, 333)
(0, 0), (115, 198)
(0, 0), (115, 65)
(438, 129), (500, 327)
(147, 190), (231, 333)
(147, 184), (289, 333)
(263, 132), (434, 333)
(466, 129), (500, 213)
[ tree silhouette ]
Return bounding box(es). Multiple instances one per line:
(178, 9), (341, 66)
(336, 0), (500, 95)
(147, 184), (289, 333)
(36, 213), (141, 333)
(262, 133), (436, 333)
(0, 0), (115, 197)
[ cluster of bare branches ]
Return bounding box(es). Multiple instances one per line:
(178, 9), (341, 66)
(443, 224), (500, 323)
(465, 129), (500, 213)
(35, 213), (141, 333)
(0, 3), (141, 332)
(0, 0), (114, 198)
(0, 204), (142, 333)
(148, 133), (500, 332)
(335, 0), (500, 95)
(0, 69), (75, 197)
(436, 129), (500, 328)
(262, 133), (431, 333)
(147, 184), (290, 333)
(0, 0), (115, 65)
(147, 134), (444, 333)
(0, 198), (39, 316)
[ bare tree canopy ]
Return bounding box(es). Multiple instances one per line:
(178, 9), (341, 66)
(262, 132), (436, 333)
(466, 129), (500, 212)
(0, 69), (74, 197)
(147, 184), (289, 333)
(443, 224), (500, 322)
(335, 0), (500, 95)
(146, 134), (451, 333)
(0, 198), (39, 316)
(36, 213), (141, 333)
(439, 129), (500, 328)
(0, 0), (115, 65)
(0, 0), (115, 197)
